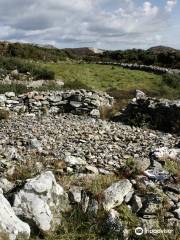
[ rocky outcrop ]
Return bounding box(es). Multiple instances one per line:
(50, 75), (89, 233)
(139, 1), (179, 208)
(0, 188), (30, 240)
(118, 90), (180, 133)
(13, 171), (70, 233)
(0, 90), (114, 118)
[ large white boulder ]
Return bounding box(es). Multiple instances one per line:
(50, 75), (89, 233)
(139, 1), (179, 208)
(0, 189), (30, 240)
(103, 179), (132, 211)
(13, 171), (70, 233)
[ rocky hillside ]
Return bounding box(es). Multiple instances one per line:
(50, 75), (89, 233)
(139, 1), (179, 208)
(0, 89), (179, 240)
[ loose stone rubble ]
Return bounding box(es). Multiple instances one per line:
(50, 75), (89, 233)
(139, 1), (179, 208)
(0, 89), (179, 239)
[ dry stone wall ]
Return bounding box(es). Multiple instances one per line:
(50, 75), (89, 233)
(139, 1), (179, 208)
(0, 90), (114, 118)
(118, 90), (180, 133)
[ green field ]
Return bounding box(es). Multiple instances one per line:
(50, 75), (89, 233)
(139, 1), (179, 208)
(44, 62), (179, 99)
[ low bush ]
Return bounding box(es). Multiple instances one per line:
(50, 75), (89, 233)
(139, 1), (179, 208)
(0, 56), (55, 80)
(0, 83), (28, 94)
(162, 73), (180, 89)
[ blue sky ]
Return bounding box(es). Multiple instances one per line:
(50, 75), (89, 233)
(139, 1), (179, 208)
(0, 0), (179, 49)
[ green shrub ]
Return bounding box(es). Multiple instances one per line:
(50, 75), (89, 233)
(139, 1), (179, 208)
(0, 84), (28, 94)
(162, 73), (180, 89)
(0, 56), (55, 80)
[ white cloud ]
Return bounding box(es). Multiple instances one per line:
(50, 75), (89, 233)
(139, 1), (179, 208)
(165, 0), (177, 12)
(143, 2), (159, 16)
(0, 0), (178, 49)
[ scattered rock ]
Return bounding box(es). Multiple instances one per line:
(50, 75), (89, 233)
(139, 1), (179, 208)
(29, 138), (42, 152)
(0, 189), (30, 240)
(69, 186), (82, 204)
(5, 92), (16, 98)
(13, 171), (70, 233)
(131, 195), (143, 213)
(64, 155), (87, 167)
(103, 179), (132, 211)
(150, 147), (180, 163)
(144, 169), (170, 181)
(174, 208), (180, 219)
(101, 209), (124, 238)
(0, 178), (14, 193)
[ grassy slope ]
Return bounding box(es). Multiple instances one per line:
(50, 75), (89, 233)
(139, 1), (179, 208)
(45, 63), (162, 91)
(44, 62), (179, 99)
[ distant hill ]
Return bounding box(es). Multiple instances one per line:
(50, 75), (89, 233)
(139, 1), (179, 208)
(148, 45), (180, 54)
(64, 47), (104, 57)
(0, 41), (70, 61)
(0, 41), (180, 68)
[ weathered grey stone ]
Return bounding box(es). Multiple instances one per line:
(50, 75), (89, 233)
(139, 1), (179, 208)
(70, 101), (82, 108)
(131, 195), (143, 213)
(144, 169), (170, 181)
(103, 179), (132, 211)
(64, 155), (87, 166)
(86, 198), (99, 217)
(124, 190), (134, 203)
(69, 186), (82, 203)
(174, 208), (180, 219)
(85, 165), (99, 174)
(140, 194), (163, 215)
(0, 189), (30, 240)
(5, 92), (15, 98)
(13, 171), (70, 233)
(150, 147), (180, 162)
(101, 209), (124, 237)
(29, 138), (42, 152)
(90, 109), (100, 118)
(3, 146), (22, 161)
(135, 90), (147, 100)
(0, 178), (14, 193)
(0, 95), (6, 103)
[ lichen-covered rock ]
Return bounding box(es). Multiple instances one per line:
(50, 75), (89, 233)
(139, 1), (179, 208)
(13, 171), (70, 233)
(103, 179), (132, 211)
(0, 189), (30, 240)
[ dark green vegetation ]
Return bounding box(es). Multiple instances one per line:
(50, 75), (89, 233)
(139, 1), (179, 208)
(1, 42), (180, 69)
(0, 56), (55, 80)
(0, 83), (28, 94)
(85, 46), (180, 69)
(162, 73), (180, 89)
(0, 42), (70, 61)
